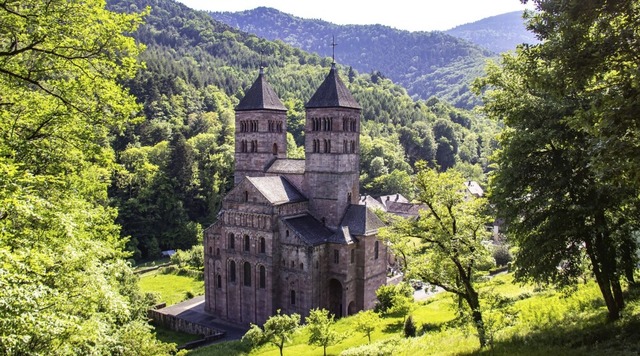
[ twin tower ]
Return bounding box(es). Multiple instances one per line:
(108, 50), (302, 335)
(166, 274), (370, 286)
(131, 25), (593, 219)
(233, 63), (362, 229)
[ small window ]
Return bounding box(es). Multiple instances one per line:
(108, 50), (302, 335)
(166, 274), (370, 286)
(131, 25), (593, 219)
(229, 261), (236, 283)
(334, 249), (339, 264)
(273, 143), (278, 155)
(228, 233), (235, 250)
(216, 248), (220, 256)
(260, 237), (266, 253)
(300, 263), (304, 270)
(351, 249), (355, 264)
(260, 265), (266, 289)
(291, 261), (295, 268)
(209, 246), (212, 255)
(244, 262), (251, 287)
(244, 235), (250, 252)
(244, 191), (249, 202)
(290, 290), (296, 305)
(217, 274), (222, 288)
(286, 230), (290, 237)
(374, 241), (379, 260)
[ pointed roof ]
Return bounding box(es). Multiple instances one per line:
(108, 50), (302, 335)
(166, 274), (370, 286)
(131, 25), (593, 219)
(306, 63), (361, 109)
(340, 205), (385, 236)
(236, 68), (287, 111)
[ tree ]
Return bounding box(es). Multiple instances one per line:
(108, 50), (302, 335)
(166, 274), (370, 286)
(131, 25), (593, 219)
(0, 0), (175, 354)
(264, 310), (301, 356)
(306, 308), (342, 356)
(476, 0), (640, 320)
(381, 164), (492, 347)
(403, 315), (417, 338)
(353, 310), (381, 344)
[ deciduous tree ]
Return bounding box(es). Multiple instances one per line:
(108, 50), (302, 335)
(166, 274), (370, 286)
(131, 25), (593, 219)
(381, 165), (492, 347)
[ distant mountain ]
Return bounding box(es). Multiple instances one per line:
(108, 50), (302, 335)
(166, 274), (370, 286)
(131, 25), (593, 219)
(210, 7), (495, 109)
(445, 11), (539, 54)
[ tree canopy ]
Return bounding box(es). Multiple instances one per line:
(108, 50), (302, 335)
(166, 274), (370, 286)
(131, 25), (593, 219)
(0, 0), (174, 353)
(477, 0), (640, 321)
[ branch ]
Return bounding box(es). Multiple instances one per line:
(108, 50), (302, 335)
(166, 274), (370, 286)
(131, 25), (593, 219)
(0, 67), (81, 112)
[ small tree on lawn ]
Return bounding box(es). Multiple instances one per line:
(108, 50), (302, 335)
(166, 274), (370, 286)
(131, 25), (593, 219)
(306, 308), (343, 356)
(243, 309), (300, 356)
(353, 310), (381, 344)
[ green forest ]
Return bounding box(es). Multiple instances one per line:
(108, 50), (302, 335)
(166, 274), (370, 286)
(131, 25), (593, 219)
(1, 0), (639, 354)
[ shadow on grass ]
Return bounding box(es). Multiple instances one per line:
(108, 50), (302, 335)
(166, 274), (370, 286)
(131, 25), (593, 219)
(461, 310), (640, 355)
(383, 320), (404, 333)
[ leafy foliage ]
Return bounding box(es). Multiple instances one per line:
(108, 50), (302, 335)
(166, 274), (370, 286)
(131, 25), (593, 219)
(381, 166), (493, 347)
(477, 0), (640, 321)
(305, 308), (343, 356)
(242, 309), (301, 356)
(0, 0), (175, 354)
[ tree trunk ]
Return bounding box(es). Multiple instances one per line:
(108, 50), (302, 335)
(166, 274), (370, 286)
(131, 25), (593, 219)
(465, 293), (487, 348)
(585, 238), (620, 320)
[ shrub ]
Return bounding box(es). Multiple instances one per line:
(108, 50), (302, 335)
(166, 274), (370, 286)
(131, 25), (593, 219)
(492, 244), (513, 267)
(404, 315), (416, 337)
(374, 283), (413, 314)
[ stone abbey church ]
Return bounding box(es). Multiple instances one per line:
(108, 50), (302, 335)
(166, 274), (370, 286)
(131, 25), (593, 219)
(203, 63), (388, 326)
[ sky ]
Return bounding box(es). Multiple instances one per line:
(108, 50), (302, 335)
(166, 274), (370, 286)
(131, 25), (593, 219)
(176, 0), (535, 32)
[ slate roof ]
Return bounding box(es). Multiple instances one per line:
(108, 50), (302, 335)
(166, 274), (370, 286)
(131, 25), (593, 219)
(282, 215), (337, 246)
(236, 68), (287, 111)
(266, 159), (305, 175)
(377, 193), (409, 209)
(385, 202), (425, 218)
(246, 176), (306, 205)
(358, 195), (387, 211)
(464, 181), (484, 197)
(306, 63), (361, 109)
(340, 204), (386, 236)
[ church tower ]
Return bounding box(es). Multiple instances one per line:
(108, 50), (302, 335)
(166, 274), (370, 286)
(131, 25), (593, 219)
(304, 63), (361, 228)
(234, 67), (288, 185)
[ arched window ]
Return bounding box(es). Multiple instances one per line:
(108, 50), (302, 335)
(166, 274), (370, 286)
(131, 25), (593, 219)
(244, 235), (250, 252)
(259, 266), (266, 288)
(244, 191), (249, 202)
(351, 249), (355, 264)
(300, 263), (304, 270)
(374, 241), (379, 260)
(260, 237), (266, 253)
(228, 233), (235, 250)
(216, 248), (220, 256)
(229, 260), (236, 283)
(323, 139), (328, 153)
(208, 246), (212, 255)
(244, 262), (251, 287)
(217, 274), (222, 288)
(273, 143), (278, 155)
(290, 290), (296, 305)
(347, 192), (352, 202)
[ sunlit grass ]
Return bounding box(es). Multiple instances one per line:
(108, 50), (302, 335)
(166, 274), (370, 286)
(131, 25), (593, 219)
(138, 269), (204, 306)
(188, 274), (640, 355)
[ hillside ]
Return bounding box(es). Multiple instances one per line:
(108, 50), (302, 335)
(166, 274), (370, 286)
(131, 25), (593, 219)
(445, 11), (540, 54)
(105, 0), (501, 260)
(210, 7), (494, 109)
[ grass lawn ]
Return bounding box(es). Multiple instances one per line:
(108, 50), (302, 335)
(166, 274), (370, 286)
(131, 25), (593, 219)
(188, 273), (640, 355)
(138, 269), (204, 306)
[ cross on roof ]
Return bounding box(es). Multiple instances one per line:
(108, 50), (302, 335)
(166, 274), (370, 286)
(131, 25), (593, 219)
(331, 35), (338, 63)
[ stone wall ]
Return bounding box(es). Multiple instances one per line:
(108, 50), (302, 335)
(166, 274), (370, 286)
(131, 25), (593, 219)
(148, 309), (225, 338)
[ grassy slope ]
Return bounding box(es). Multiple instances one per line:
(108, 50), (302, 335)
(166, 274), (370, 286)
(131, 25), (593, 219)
(189, 273), (640, 355)
(138, 269), (204, 306)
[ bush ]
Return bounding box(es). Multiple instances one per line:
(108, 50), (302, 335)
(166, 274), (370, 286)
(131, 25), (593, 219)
(375, 283), (413, 314)
(492, 244), (513, 267)
(404, 315), (416, 337)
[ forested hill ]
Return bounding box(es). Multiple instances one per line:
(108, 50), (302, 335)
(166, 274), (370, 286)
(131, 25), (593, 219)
(105, 0), (500, 260)
(210, 7), (494, 109)
(445, 11), (539, 54)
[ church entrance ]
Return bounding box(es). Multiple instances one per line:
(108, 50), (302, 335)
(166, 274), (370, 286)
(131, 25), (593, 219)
(328, 279), (343, 318)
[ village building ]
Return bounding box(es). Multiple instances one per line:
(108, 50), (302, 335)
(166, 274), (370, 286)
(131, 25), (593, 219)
(203, 64), (388, 326)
